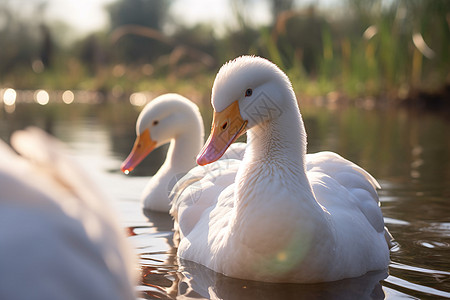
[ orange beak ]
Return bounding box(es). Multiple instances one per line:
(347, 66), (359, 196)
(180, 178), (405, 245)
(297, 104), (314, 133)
(121, 129), (157, 173)
(197, 101), (247, 166)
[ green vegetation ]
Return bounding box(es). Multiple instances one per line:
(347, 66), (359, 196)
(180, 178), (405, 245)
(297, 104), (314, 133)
(0, 0), (448, 104)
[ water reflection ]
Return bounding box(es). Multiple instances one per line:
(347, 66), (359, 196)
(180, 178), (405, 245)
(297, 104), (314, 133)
(178, 260), (387, 299)
(1, 101), (449, 299)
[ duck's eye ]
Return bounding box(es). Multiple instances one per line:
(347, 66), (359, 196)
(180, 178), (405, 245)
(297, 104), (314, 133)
(245, 88), (253, 97)
(153, 120), (159, 126)
(221, 122), (228, 130)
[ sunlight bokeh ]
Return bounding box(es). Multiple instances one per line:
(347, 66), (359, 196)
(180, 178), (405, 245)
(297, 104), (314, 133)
(62, 90), (75, 104)
(2, 88), (17, 106)
(34, 90), (50, 105)
(129, 92), (147, 106)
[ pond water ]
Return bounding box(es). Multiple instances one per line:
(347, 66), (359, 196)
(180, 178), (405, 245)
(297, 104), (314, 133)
(0, 102), (449, 299)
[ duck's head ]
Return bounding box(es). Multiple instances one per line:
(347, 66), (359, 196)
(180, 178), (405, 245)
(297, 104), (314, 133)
(197, 55), (294, 166)
(121, 93), (202, 173)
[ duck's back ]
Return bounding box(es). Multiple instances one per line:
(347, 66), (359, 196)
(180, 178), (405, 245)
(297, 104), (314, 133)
(306, 151), (390, 278)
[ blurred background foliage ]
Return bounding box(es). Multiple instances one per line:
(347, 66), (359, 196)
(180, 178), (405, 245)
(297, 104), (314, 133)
(0, 0), (449, 104)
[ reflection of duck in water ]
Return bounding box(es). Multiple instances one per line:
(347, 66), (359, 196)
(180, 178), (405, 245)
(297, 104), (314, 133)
(121, 93), (244, 212)
(171, 56), (393, 283)
(178, 258), (387, 299)
(131, 210), (182, 298)
(0, 128), (137, 299)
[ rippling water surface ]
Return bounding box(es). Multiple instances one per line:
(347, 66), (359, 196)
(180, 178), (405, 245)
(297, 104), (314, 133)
(1, 102), (449, 299)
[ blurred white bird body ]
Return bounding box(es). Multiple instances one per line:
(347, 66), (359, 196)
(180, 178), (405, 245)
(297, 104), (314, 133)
(171, 56), (392, 283)
(0, 128), (136, 299)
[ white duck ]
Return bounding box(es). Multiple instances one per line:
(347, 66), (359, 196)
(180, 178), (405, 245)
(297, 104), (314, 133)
(170, 56), (392, 283)
(0, 128), (137, 299)
(121, 93), (245, 212)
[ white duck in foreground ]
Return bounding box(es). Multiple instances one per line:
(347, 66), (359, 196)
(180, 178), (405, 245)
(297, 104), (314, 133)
(0, 128), (137, 299)
(170, 56), (392, 283)
(121, 93), (244, 212)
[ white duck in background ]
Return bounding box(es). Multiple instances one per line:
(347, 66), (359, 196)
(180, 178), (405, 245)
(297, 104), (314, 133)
(121, 93), (245, 212)
(170, 56), (392, 283)
(0, 128), (137, 299)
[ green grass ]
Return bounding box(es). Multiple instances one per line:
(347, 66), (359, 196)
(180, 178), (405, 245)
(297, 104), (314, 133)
(1, 1), (448, 104)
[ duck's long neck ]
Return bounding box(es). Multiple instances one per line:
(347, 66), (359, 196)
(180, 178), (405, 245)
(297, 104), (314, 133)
(164, 124), (204, 174)
(233, 98), (329, 227)
(233, 100), (334, 258)
(240, 100), (311, 190)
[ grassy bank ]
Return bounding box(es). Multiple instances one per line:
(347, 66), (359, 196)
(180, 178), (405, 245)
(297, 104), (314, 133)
(1, 1), (448, 108)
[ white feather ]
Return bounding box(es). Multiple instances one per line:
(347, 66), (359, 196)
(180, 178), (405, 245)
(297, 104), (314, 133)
(171, 56), (392, 283)
(0, 127), (137, 299)
(127, 93), (245, 212)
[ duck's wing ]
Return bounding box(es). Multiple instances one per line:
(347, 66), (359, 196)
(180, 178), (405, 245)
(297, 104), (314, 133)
(170, 158), (240, 239)
(306, 151), (389, 240)
(0, 127), (137, 299)
(168, 141), (244, 210)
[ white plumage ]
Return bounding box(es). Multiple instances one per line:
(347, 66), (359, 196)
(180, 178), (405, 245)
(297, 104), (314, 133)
(122, 93), (245, 212)
(171, 56), (392, 283)
(0, 128), (137, 299)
